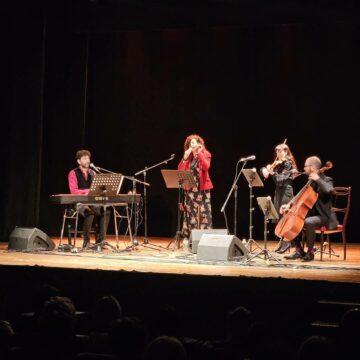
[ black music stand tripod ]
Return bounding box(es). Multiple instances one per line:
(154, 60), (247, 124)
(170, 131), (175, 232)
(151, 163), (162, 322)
(242, 168), (264, 253)
(88, 167), (149, 251)
(76, 172), (124, 251)
(86, 173), (124, 252)
(161, 169), (197, 251)
(245, 196), (281, 264)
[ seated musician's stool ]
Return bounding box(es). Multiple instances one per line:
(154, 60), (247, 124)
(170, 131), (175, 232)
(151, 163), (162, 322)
(60, 206), (97, 246)
(60, 207), (78, 245)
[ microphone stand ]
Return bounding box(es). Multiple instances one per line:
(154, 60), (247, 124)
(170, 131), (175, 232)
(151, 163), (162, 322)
(135, 154), (175, 249)
(94, 166), (115, 174)
(221, 160), (248, 236)
(122, 175), (149, 249)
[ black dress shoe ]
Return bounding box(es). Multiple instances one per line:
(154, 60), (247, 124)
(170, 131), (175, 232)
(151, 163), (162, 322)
(276, 242), (291, 254)
(302, 252), (314, 262)
(95, 240), (107, 249)
(273, 240), (283, 252)
(284, 251), (305, 260)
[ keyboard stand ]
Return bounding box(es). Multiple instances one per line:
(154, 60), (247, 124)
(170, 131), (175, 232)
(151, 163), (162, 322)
(113, 203), (134, 249)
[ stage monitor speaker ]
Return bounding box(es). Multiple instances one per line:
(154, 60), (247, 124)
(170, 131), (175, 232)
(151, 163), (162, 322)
(190, 228), (228, 254)
(197, 234), (249, 261)
(8, 227), (55, 251)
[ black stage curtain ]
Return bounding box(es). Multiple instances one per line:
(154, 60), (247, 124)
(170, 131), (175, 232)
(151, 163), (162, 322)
(1, 1), (359, 242)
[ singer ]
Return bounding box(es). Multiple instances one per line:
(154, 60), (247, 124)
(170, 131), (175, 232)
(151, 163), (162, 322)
(178, 134), (213, 248)
(68, 149), (110, 249)
(260, 141), (298, 254)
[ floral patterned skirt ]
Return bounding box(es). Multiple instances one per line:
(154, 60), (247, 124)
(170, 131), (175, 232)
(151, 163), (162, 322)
(182, 189), (212, 239)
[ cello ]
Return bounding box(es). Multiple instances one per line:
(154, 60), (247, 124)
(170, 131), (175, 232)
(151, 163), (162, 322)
(274, 161), (333, 241)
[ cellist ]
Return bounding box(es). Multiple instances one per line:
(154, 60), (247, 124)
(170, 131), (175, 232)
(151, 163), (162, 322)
(282, 156), (338, 262)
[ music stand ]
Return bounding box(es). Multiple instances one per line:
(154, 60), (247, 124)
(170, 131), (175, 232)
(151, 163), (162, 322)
(161, 170), (197, 251)
(86, 173), (123, 251)
(88, 173), (124, 196)
(242, 168), (264, 252)
(246, 196), (281, 263)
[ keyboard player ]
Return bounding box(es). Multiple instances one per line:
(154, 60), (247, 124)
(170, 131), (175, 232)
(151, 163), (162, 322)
(68, 149), (110, 248)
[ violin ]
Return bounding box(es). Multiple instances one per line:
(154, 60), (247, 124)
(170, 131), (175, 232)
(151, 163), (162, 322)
(269, 157), (287, 172)
(260, 156), (288, 180)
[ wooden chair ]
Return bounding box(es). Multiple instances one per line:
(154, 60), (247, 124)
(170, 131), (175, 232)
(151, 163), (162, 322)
(315, 187), (351, 261)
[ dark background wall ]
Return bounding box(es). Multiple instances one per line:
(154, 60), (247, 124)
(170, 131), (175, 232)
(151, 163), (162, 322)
(1, 0), (359, 242)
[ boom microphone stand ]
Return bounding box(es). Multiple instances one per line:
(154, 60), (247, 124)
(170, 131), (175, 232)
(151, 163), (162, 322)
(221, 158), (249, 235)
(117, 175), (149, 250)
(135, 154), (175, 249)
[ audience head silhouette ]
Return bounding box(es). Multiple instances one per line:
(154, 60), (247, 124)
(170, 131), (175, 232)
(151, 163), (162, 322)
(144, 336), (187, 360)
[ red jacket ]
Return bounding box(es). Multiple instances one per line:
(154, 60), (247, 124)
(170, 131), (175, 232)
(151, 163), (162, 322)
(178, 150), (213, 191)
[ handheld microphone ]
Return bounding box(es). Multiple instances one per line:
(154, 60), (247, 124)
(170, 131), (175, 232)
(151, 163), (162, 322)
(90, 163), (101, 173)
(239, 155), (256, 162)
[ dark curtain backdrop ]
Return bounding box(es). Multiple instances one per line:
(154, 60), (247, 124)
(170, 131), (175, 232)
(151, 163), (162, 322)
(2, 1), (359, 242)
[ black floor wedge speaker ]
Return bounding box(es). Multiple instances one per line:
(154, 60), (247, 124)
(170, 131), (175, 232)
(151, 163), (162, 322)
(8, 227), (55, 251)
(197, 234), (249, 261)
(190, 228), (228, 254)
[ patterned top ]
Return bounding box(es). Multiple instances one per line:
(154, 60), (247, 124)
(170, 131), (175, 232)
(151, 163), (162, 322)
(190, 158), (200, 188)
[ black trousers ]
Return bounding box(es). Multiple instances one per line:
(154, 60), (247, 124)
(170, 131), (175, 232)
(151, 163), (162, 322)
(293, 215), (328, 252)
(80, 205), (110, 243)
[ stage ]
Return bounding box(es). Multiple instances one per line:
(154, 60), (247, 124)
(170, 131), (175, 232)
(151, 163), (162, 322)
(1, 237), (360, 284)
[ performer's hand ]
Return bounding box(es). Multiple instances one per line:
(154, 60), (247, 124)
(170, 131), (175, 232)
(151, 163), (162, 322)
(262, 167), (270, 179)
(179, 203), (184, 212)
(280, 204), (290, 214)
(266, 164), (274, 175)
(192, 144), (203, 155)
(309, 172), (320, 181)
(184, 147), (192, 160)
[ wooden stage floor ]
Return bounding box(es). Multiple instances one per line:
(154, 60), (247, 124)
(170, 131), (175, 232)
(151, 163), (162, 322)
(1, 237), (360, 284)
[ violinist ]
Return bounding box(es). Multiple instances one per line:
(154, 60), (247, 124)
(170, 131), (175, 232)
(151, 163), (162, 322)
(260, 142), (298, 253)
(283, 156), (338, 262)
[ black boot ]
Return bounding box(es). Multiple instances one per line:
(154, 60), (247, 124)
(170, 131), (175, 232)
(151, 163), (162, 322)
(82, 239), (90, 249)
(273, 240), (283, 252)
(277, 241), (291, 254)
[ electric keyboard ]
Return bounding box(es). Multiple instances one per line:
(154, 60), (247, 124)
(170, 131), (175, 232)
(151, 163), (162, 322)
(51, 194), (141, 205)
